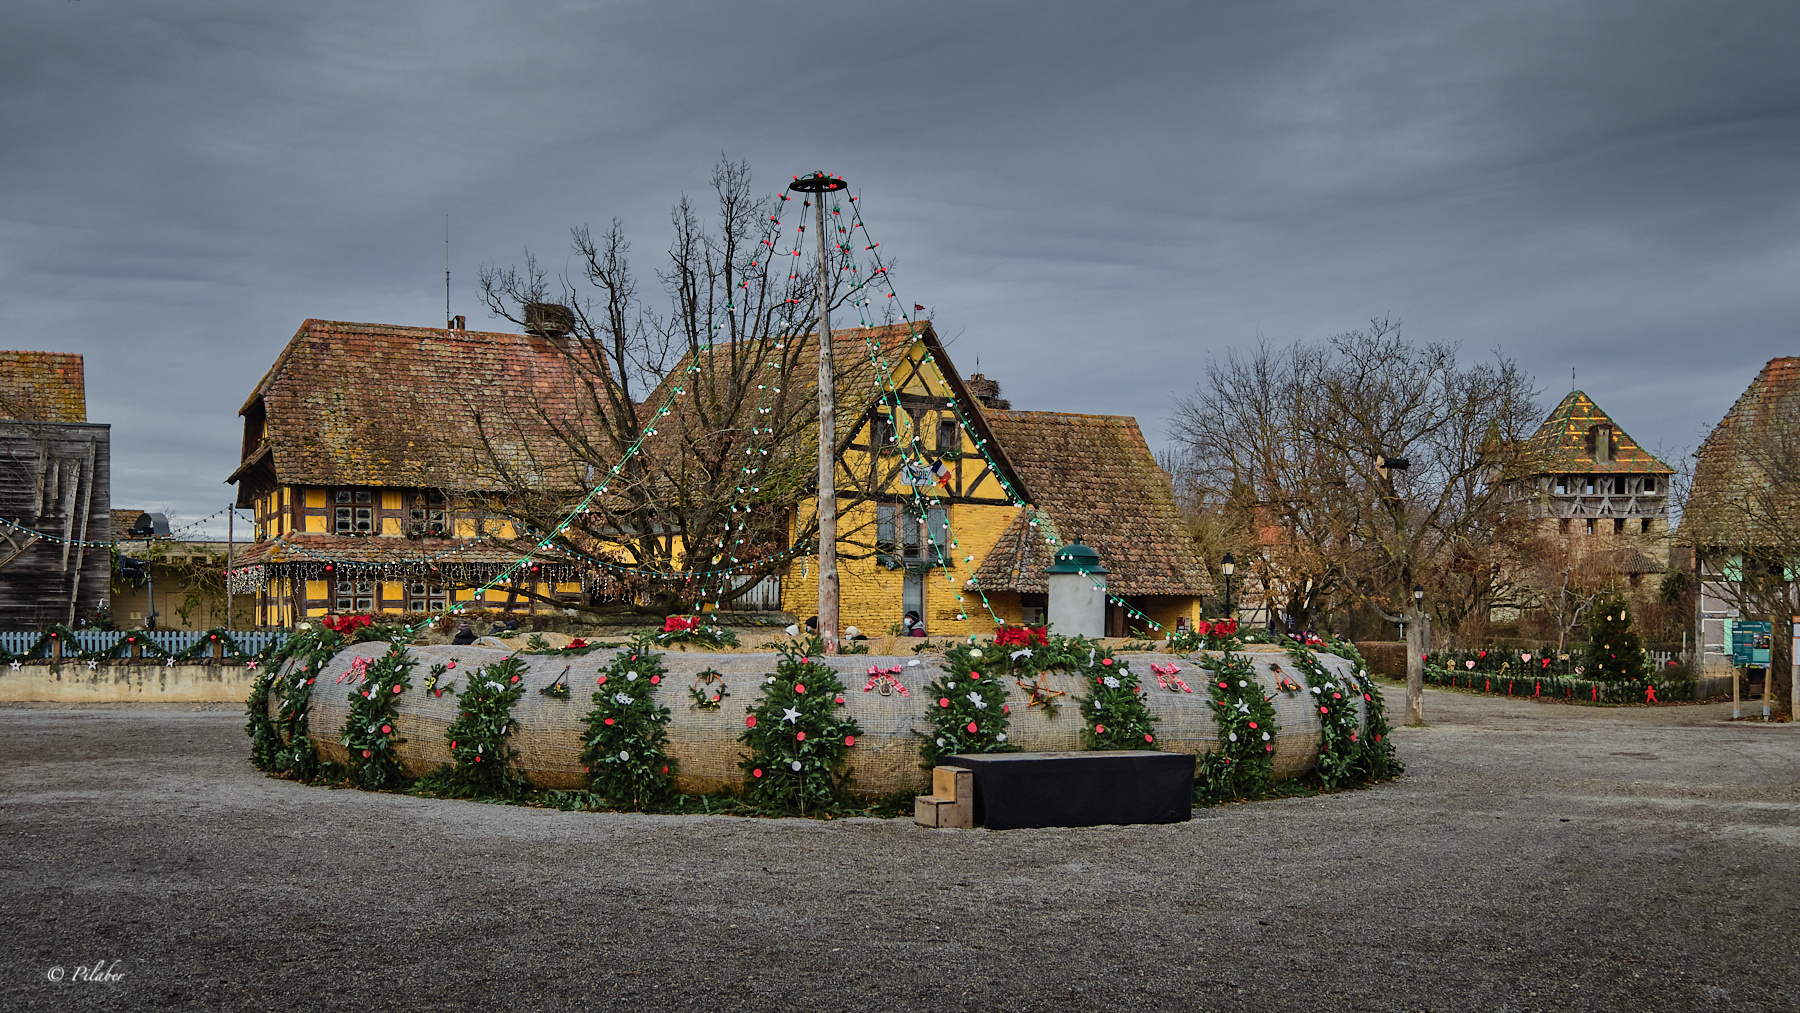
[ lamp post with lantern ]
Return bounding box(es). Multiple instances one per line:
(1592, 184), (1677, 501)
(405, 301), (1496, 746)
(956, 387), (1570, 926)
(1221, 552), (1235, 620)
(1405, 582), (1428, 726)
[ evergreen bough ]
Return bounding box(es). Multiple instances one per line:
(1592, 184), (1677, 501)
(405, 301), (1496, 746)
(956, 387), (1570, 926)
(1195, 651), (1278, 803)
(739, 645), (862, 815)
(580, 647), (677, 810)
(341, 644), (416, 792)
(1077, 644), (1159, 750)
(918, 641), (1018, 766)
(440, 655), (530, 799)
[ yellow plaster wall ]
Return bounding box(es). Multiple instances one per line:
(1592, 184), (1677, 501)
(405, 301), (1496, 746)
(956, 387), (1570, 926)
(780, 499), (1020, 636)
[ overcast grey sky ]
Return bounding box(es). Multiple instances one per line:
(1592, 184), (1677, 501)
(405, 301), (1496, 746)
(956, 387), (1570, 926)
(3, 1), (1795, 535)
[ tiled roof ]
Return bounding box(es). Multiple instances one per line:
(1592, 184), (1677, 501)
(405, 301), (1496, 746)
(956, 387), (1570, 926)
(237, 320), (591, 490)
(973, 411), (1211, 597)
(1679, 357), (1800, 546)
(1510, 391), (1673, 477)
(0, 351), (86, 422)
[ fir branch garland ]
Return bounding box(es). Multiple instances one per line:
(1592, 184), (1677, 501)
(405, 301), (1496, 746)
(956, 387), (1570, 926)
(1195, 651), (1279, 803)
(580, 647), (677, 810)
(1285, 642), (1361, 789)
(739, 645), (863, 815)
(1077, 644), (1159, 750)
(917, 641), (1018, 766)
(340, 644), (416, 792)
(1326, 638), (1403, 782)
(440, 655), (530, 799)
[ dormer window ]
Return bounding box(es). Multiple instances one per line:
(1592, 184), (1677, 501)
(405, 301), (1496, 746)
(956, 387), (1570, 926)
(1643, 477), (1656, 494)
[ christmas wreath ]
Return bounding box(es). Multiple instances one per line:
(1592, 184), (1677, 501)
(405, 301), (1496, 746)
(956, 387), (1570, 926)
(580, 648), (677, 810)
(739, 645), (863, 815)
(917, 641), (1018, 766)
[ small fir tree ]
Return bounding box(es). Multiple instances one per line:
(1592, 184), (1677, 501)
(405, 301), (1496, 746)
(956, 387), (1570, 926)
(580, 647), (677, 810)
(739, 645), (862, 815)
(1585, 594), (1645, 682)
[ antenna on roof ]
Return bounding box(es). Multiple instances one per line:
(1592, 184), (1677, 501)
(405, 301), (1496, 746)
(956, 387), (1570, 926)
(1571, 367), (1576, 392)
(445, 214), (452, 329)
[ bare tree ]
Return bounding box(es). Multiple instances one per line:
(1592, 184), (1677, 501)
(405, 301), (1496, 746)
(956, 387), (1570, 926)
(468, 159), (890, 616)
(1173, 320), (1541, 721)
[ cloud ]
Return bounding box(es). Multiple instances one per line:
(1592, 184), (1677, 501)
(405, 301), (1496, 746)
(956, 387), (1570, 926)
(2, 0), (1795, 529)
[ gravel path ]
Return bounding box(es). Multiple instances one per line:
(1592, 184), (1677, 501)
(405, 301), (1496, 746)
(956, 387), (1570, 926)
(2, 688), (1795, 1011)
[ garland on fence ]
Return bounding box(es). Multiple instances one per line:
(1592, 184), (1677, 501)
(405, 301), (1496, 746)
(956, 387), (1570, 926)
(1194, 651), (1279, 803)
(1423, 664), (1695, 705)
(580, 647), (677, 810)
(340, 644), (417, 791)
(438, 656), (531, 799)
(1, 625), (290, 665)
(739, 644), (862, 815)
(917, 641), (1018, 766)
(1078, 645), (1159, 750)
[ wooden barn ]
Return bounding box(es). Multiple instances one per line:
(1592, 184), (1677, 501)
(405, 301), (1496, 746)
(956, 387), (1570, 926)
(0, 351), (111, 629)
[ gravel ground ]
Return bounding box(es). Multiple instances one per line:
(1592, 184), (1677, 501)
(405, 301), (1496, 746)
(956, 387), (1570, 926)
(2, 688), (1795, 1012)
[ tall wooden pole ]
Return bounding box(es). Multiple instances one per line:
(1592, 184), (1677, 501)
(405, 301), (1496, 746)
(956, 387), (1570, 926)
(813, 186), (839, 654)
(1404, 608), (1424, 726)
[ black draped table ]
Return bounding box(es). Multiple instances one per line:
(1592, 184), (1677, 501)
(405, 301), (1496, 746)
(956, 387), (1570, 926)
(943, 750), (1194, 829)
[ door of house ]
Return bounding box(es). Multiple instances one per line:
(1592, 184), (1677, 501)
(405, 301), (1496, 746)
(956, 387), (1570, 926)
(904, 571), (925, 633)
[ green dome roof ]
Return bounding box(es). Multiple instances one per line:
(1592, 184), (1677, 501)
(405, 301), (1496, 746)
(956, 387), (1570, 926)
(1044, 540), (1108, 574)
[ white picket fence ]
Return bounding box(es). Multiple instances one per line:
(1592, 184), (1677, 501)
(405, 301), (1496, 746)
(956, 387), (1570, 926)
(0, 630), (288, 657)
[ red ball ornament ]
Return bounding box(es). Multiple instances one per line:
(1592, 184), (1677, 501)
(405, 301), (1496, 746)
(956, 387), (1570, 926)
(392, 684), (402, 694)
(844, 735), (855, 746)
(1219, 682), (1228, 689)
(745, 715), (756, 728)
(794, 684), (805, 694)
(1144, 734), (1154, 743)
(1095, 724), (1106, 734)
(835, 695), (845, 704)
(752, 768), (764, 778)
(361, 749), (371, 758)
(1319, 706), (1328, 714)
(649, 675), (660, 685)
(451, 741), (458, 748)
(796, 731), (806, 741)
(938, 697), (950, 708)
(597, 675), (608, 685)
(604, 718), (614, 726)
(1248, 722), (1258, 729)
(1101, 658), (1113, 667)
(966, 722), (977, 733)
(380, 724), (391, 734)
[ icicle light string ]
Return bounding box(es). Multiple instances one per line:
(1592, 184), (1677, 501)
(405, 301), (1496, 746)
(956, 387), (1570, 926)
(826, 197), (1004, 628)
(2, 505), (255, 550)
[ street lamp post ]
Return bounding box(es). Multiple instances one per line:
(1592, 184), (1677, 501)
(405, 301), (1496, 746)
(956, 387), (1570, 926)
(1221, 552), (1235, 620)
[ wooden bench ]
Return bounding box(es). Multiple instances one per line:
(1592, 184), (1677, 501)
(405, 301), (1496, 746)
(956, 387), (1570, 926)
(936, 751), (1194, 830)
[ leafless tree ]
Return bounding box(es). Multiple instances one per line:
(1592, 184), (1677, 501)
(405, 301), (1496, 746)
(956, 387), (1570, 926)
(468, 158), (891, 616)
(1172, 319), (1542, 638)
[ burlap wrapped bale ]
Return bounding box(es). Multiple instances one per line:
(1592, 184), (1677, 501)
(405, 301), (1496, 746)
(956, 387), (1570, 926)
(279, 643), (1366, 797)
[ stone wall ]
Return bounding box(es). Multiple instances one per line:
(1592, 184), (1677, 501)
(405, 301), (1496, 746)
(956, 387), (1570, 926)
(0, 661), (258, 703)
